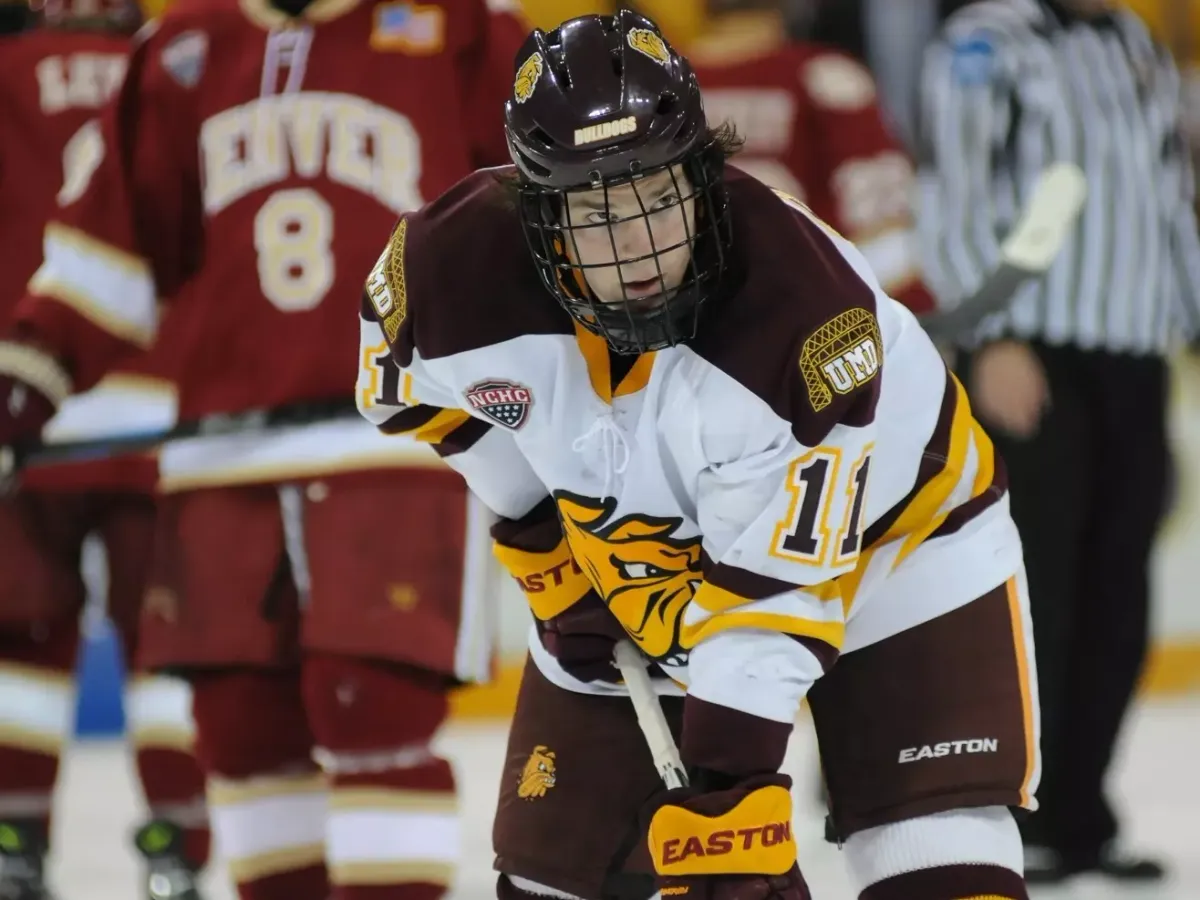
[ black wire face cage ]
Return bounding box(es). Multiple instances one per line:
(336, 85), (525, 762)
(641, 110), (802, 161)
(519, 143), (733, 355)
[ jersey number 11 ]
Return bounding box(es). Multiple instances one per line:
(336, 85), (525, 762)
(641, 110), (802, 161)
(773, 445), (871, 569)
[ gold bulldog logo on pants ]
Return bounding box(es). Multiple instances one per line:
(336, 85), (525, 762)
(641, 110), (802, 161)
(518, 745), (557, 800)
(554, 492), (703, 663)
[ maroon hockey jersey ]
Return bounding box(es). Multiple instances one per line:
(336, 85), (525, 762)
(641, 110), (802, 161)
(12, 0), (525, 421)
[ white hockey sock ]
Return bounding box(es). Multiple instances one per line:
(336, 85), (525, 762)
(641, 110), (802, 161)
(320, 746), (459, 889)
(844, 805), (1023, 894)
(207, 769), (327, 884)
(125, 674), (195, 753)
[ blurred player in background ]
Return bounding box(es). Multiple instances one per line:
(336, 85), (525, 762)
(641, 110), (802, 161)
(0, 1), (526, 898)
(0, 1), (211, 897)
(805, 0), (980, 150)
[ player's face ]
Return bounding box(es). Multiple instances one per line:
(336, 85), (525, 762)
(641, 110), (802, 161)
(561, 165), (697, 310)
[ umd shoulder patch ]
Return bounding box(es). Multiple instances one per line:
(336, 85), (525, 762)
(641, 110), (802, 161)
(365, 220), (408, 343)
(800, 308), (881, 411)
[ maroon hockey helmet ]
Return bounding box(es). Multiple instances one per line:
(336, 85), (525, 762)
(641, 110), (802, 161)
(504, 8), (735, 354)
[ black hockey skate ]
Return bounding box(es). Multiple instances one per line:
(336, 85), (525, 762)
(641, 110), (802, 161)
(0, 821), (53, 900)
(132, 821), (204, 900)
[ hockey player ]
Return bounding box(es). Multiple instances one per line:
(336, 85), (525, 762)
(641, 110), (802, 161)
(0, 2), (210, 898)
(638, 0), (937, 315)
(357, 10), (1039, 900)
(0, 1), (526, 899)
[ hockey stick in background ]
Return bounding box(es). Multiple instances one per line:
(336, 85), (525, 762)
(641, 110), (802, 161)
(0, 396), (362, 480)
(613, 640), (689, 790)
(918, 161), (1088, 340)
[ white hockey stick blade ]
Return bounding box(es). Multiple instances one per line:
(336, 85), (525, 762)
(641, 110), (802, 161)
(999, 161), (1088, 273)
(613, 640), (689, 790)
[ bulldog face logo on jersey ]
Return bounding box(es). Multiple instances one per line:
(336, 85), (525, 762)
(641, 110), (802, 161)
(465, 379), (533, 429)
(554, 492), (702, 663)
(513, 51), (543, 104)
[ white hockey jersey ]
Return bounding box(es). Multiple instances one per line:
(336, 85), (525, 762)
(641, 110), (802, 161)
(356, 167), (1022, 726)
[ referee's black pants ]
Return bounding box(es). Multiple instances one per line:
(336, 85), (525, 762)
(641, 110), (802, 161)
(962, 342), (1170, 860)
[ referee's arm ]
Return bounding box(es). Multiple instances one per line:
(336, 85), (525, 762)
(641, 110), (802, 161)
(916, 28), (1014, 312)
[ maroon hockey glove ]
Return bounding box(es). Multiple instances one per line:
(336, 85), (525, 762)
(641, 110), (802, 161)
(492, 497), (642, 683)
(643, 773), (811, 900)
(538, 590), (640, 683)
(0, 376), (55, 493)
(0, 342), (68, 492)
(0, 376), (55, 447)
(0, 342), (68, 447)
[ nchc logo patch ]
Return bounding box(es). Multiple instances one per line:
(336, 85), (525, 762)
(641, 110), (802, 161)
(464, 379), (533, 430)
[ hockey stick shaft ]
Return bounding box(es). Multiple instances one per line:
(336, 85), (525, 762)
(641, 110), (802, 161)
(1, 397), (362, 475)
(918, 162), (1088, 339)
(613, 640), (689, 790)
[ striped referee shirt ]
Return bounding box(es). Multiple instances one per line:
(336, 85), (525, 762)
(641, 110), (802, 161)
(917, 0), (1200, 354)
